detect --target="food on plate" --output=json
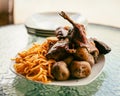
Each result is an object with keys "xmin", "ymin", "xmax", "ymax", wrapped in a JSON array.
[
  {"xmin": 52, "ymin": 61, "xmax": 70, "ymax": 80},
  {"xmin": 74, "ymin": 47, "xmax": 95, "ymax": 67},
  {"xmin": 13, "ymin": 37, "xmax": 57, "ymax": 83},
  {"xmin": 91, "ymin": 38, "xmax": 111, "ymax": 54},
  {"xmin": 64, "ymin": 56, "xmax": 74, "ymax": 66},
  {"xmin": 70, "ymin": 61, "xmax": 91, "ymax": 78},
  {"xmin": 12, "ymin": 11, "xmax": 111, "ymax": 83}
]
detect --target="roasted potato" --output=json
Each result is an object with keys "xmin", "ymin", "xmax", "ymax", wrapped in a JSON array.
[
  {"xmin": 52, "ymin": 61, "xmax": 70, "ymax": 81},
  {"xmin": 70, "ymin": 61, "xmax": 91, "ymax": 78},
  {"xmin": 74, "ymin": 47, "xmax": 95, "ymax": 66}
]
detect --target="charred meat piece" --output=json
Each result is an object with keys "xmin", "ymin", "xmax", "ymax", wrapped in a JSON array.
[
  {"xmin": 46, "ymin": 38, "xmax": 76, "ymax": 61},
  {"xmin": 92, "ymin": 38, "xmax": 111, "ymax": 54},
  {"xmin": 46, "ymin": 39, "xmax": 69, "ymax": 61},
  {"xmin": 59, "ymin": 11, "xmax": 88, "ymax": 48},
  {"xmin": 55, "ymin": 27, "xmax": 71, "ymax": 40},
  {"xmin": 71, "ymin": 24, "xmax": 88, "ymax": 48},
  {"xmin": 46, "ymin": 37, "xmax": 58, "ymax": 50}
]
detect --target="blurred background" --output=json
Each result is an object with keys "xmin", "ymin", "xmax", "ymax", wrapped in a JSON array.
[{"xmin": 0, "ymin": 0, "xmax": 120, "ymax": 27}]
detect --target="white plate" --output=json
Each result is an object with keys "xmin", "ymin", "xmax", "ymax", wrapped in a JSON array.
[
  {"xmin": 10, "ymin": 55, "xmax": 105, "ymax": 86},
  {"xmin": 25, "ymin": 12, "xmax": 88, "ymax": 31},
  {"xmin": 26, "ymin": 27, "xmax": 55, "ymax": 37}
]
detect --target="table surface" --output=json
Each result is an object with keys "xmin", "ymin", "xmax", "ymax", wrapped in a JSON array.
[{"xmin": 0, "ymin": 24, "xmax": 120, "ymax": 96}]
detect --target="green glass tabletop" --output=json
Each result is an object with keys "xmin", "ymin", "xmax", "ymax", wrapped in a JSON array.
[{"xmin": 0, "ymin": 23, "xmax": 120, "ymax": 96}]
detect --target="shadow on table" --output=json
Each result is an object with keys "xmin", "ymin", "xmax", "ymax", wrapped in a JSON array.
[{"xmin": 12, "ymin": 72, "xmax": 106, "ymax": 96}]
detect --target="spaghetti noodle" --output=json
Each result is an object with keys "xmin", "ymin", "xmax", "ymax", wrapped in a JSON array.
[{"xmin": 13, "ymin": 37, "xmax": 58, "ymax": 83}]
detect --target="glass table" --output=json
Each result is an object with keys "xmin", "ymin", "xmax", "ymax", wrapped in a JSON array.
[{"xmin": 0, "ymin": 23, "xmax": 120, "ymax": 96}]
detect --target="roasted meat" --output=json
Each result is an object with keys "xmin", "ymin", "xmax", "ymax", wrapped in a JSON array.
[
  {"xmin": 46, "ymin": 11, "xmax": 111, "ymax": 65},
  {"xmin": 59, "ymin": 11, "xmax": 88, "ymax": 48},
  {"xmin": 45, "ymin": 11, "xmax": 111, "ymax": 80},
  {"xmin": 92, "ymin": 38, "xmax": 111, "ymax": 54},
  {"xmin": 46, "ymin": 38, "xmax": 76, "ymax": 61}
]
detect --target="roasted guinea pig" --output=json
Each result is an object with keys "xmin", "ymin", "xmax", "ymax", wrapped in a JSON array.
[
  {"xmin": 55, "ymin": 26, "xmax": 72, "ymax": 40},
  {"xmin": 45, "ymin": 11, "xmax": 111, "ymax": 80},
  {"xmin": 46, "ymin": 11, "xmax": 111, "ymax": 63}
]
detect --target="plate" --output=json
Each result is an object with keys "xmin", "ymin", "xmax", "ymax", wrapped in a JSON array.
[
  {"xmin": 10, "ymin": 55, "xmax": 105, "ymax": 86},
  {"xmin": 26, "ymin": 27, "xmax": 55, "ymax": 37},
  {"xmin": 25, "ymin": 12, "xmax": 88, "ymax": 31}
]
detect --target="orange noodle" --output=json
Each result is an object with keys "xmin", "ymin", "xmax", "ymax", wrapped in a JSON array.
[{"xmin": 13, "ymin": 37, "xmax": 58, "ymax": 83}]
